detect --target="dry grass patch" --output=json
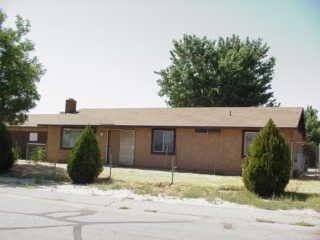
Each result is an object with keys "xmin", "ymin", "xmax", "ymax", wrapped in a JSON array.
[
  {"xmin": 2, "ymin": 161, "xmax": 320, "ymax": 211},
  {"xmin": 2, "ymin": 161, "xmax": 70, "ymax": 183},
  {"xmin": 96, "ymin": 167, "xmax": 320, "ymax": 211}
]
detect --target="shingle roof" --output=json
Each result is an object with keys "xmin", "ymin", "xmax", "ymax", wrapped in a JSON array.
[{"xmin": 15, "ymin": 107, "xmax": 304, "ymax": 128}]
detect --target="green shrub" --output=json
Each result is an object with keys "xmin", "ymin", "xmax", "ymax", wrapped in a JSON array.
[
  {"xmin": 0, "ymin": 123, "xmax": 16, "ymax": 171},
  {"xmin": 34, "ymin": 175, "xmax": 43, "ymax": 184},
  {"xmin": 67, "ymin": 126, "xmax": 102, "ymax": 184},
  {"xmin": 12, "ymin": 146, "xmax": 21, "ymax": 160},
  {"xmin": 30, "ymin": 147, "xmax": 46, "ymax": 164},
  {"xmin": 242, "ymin": 119, "xmax": 291, "ymax": 197}
]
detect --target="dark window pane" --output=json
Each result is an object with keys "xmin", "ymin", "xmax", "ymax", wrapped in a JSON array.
[
  {"xmin": 152, "ymin": 129, "xmax": 175, "ymax": 154},
  {"xmin": 163, "ymin": 130, "xmax": 174, "ymax": 153},
  {"xmin": 62, "ymin": 128, "xmax": 82, "ymax": 148},
  {"xmin": 153, "ymin": 130, "xmax": 164, "ymax": 152},
  {"xmin": 244, "ymin": 131, "xmax": 257, "ymax": 155}
]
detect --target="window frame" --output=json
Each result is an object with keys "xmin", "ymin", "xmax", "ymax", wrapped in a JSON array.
[
  {"xmin": 151, "ymin": 128, "xmax": 176, "ymax": 155},
  {"xmin": 194, "ymin": 128, "xmax": 221, "ymax": 134},
  {"xmin": 60, "ymin": 127, "xmax": 84, "ymax": 150},
  {"xmin": 242, "ymin": 130, "xmax": 259, "ymax": 157}
]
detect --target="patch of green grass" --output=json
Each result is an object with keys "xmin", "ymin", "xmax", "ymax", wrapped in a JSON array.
[
  {"xmin": 290, "ymin": 221, "xmax": 315, "ymax": 227},
  {"xmin": 256, "ymin": 218, "xmax": 276, "ymax": 224},
  {"xmin": 218, "ymin": 189, "xmax": 320, "ymax": 210},
  {"xmin": 118, "ymin": 206, "xmax": 130, "ymax": 210}
]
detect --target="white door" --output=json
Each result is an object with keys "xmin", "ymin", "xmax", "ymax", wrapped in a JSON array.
[{"xmin": 119, "ymin": 130, "xmax": 135, "ymax": 166}]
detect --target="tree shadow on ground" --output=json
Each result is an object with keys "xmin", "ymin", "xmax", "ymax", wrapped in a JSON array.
[
  {"xmin": 95, "ymin": 176, "xmax": 112, "ymax": 184},
  {"xmin": 282, "ymin": 191, "xmax": 314, "ymax": 201}
]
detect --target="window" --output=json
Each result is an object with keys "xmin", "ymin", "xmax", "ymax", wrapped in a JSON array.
[
  {"xmin": 195, "ymin": 128, "xmax": 221, "ymax": 133},
  {"xmin": 243, "ymin": 131, "xmax": 258, "ymax": 156},
  {"xmin": 61, "ymin": 128, "xmax": 82, "ymax": 149},
  {"xmin": 195, "ymin": 128, "xmax": 208, "ymax": 133},
  {"xmin": 29, "ymin": 132, "xmax": 38, "ymax": 142},
  {"xmin": 152, "ymin": 129, "xmax": 175, "ymax": 154}
]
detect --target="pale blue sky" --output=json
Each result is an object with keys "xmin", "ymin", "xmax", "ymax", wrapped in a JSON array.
[{"xmin": 2, "ymin": 0, "xmax": 320, "ymax": 113}]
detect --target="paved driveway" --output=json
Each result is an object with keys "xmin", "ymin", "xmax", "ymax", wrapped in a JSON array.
[{"xmin": 0, "ymin": 182, "xmax": 319, "ymax": 240}]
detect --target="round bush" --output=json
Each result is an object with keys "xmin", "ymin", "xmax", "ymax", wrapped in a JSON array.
[
  {"xmin": 242, "ymin": 119, "xmax": 291, "ymax": 197},
  {"xmin": 0, "ymin": 123, "xmax": 15, "ymax": 171},
  {"xmin": 67, "ymin": 126, "xmax": 103, "ymax": 184}
]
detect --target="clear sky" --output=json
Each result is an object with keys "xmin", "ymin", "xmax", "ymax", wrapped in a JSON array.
[{"xmin": 1, "ymin": 0, "xmax": 320, "ymax": 114}]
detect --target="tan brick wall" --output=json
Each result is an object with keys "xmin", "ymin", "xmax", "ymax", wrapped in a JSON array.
[
  {"xmin": 46, "ymin": 126, "xmax": 69, "ymax": 162},
  {"xmin": 219, "ymin": 129, "xmax": 243, "ymax": 174},
  {"xmin": 134, "ymin": 128, "xmax": 170, "ymax": 169},
  {"xmin": 96, "ymin": 126, "xmax": 108, "ymax": 162},
  {"xmin": 40, "ymin": 125, "xmax": 304, "ymax": 174},
  {"xmin": 133, "ymin": 127, "xmax": 304, "ymax": 174},
  {"xmin": 175, "ymin": 128, "xmax": 222, "ymax": 173}
]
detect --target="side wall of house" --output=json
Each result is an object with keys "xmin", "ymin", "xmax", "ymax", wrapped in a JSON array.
[
  {"xmin": 134, "ymin": 128, "xmax": 244, "ymax": 174},
  {"xmin": 133, "ymin": 127, "xmax": 304, "ymax": 174}
]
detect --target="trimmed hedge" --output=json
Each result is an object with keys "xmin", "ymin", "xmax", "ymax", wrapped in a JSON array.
[
  {"xmin": 0, "ymin": 123, "xmax": 15, "ymax": 171},
  {"xmin": 242, "ymin": 119, "xmax": 291, "ymax": 197},
  {"xmin": 67, "ymin": 126, "xmax": 103, "ymax": 184}
]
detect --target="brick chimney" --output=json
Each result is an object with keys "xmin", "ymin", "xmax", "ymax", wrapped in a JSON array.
[{"xmin": 65, "ymin": 98, "xmax": 77, "ymax": 113}]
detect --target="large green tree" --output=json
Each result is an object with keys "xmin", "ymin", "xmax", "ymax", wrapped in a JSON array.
[
  {"xmin": 0, "ymin": 122, "xmax": 15, "ymax": 171},
  {"xmin": 0, "ymin": 10, "xmax": 45, "ymax": 124},
  {"xmin": 304, "ymin": 106, "xmax": 320, "ymax": 145},
  {"xmin": 156, "ymin": 34, "xmax": 277, "ymax": 107},
  {"xmin": 303, "ymin": 106, "xmax": 320, "ymax": 167}
]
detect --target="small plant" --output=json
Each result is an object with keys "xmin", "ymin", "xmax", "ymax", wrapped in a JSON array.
[
  {"xmin": 292, "ymin": 169, "xmax": 302, "ymax": 179},
  {"xmin": 242, "ymin": 119, "xmax": 291, "ymax": 197},
  {"xmin": 12, "ymin": 146, "xmax": 21, "ymax": 160},
  {"xmin": 0, "ymin": 123, "xmax": 16, "ymax": 171},
  {"xmin": 222, "ymin": 223, "xmax": 233, "ymax": 230},
  {"xmin": 30, "ymin": 147, "xmax": 46, "ymax": 164},
  {"xmin": 118, "ymin": 206, "xmax": 130, "ymax": 210},
  {"xmin": 33, "ymin": 175, "xmax": 43, "ymax": 184},
  {"xmin": 67, "ymin": 126, "xmax": 103, "ymax": 184},
  {"xmin": 144, "ymin": 209, "xmax": 158, "ymax": 213},
  {"xmin": 256, "ymin": 218, "xmax": 275, "ymax": 224}
]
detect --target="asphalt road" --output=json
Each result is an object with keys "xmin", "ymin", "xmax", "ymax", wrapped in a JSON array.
[{"xmin": 0, "ymin": 182, "xmax": 319, "ymax": 240}]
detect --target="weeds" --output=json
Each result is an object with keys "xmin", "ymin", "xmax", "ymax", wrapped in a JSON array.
[
  {"xmin": 290, "ymin": 221, "xmax": 315, "ymax": 227},
  {"xmin": 256, "ymin": 218, "xmax": 276, "ymax": 224}
]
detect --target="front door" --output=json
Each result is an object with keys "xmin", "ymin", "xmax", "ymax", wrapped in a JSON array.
[{"xmin": 119, "ymin": 130, "xmax": 135, "ymax": 166}]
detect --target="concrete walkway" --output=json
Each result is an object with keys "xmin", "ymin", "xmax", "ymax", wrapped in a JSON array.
[{"xmin": 0, "ymin": 182, "xmax": 319, "ymax": 240}]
